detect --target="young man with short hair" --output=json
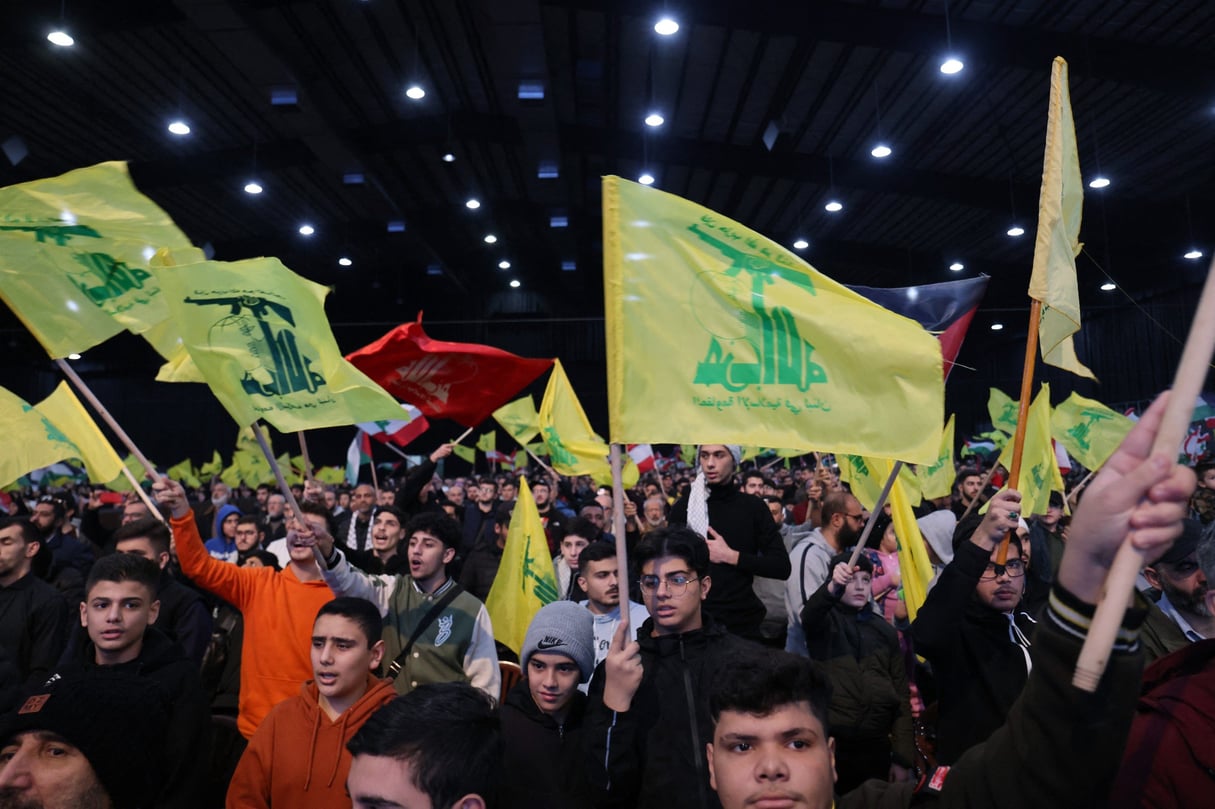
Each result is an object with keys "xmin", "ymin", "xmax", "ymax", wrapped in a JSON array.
[
  {"xmin": 155, "ymin": 477, "xmax": 335, "ymax": 739},
  {"xmin": 706, "ymin": 395, "xmax": 1194, "ymax": 807},
  {"xmin": 227, "ymin": 597, "xmax": 396, "ymax": 808},
  {"xmin": 552, "ymin": 518, "xmax": 594, "ymax": 601},
  {"xmin": 233, "ymin": 515, "xmax": 264, "ymax": 559},
  {"xmin": 459, "ymin": 502, "xmax": 512, "ymax": 602},
  {"xmin": 315, "ymin": 512, "xmax": 500, "ymax": 699},
  {"xmin": 355, "ymin": 505, "xmax": 409, "ymax": 575},
  {"xmin": 54, "ymin": 553, "xmax": 211, "ymax": 809},
  {"xmin": 586, "ymin": 526, "xmax": 759, "ymax": 808},
  {"xmin": 346, "ymin": 682, "xmax": 501, "ymax": 809},
  {"xmin": 0, "ymin": 517, "xmax": 68, "ymax": 689},
  {"xmin": 499, "ymin": 601, "xmax": 598, "ymax": 808},
  {"xmin": 576, "ymin": 542, "xmax": 649, "ymax": 671}
]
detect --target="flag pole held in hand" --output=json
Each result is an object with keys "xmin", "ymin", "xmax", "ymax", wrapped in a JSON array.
[
  {"xmin": 55, "ymin": 358, "xmax": 160, "ymax": 481},
  {"xmin": 847, "ymin": 461, "xmax": 903, "ymax": 569}
]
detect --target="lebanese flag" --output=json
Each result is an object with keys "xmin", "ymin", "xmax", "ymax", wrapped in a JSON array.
[
  {"xmin": 485, "ymin": 450, "xmax": 512, "ymax": 464},
  {"xmin": 346, "ymin": 314, "xmax": 554, "ymax": 427},
  {"xmin": 1053, "ymin": 439, "xmax": 1071, "ymax": 475},
  {"xmin": 346, "ymin": 431, "xmax": 372, "ymax": 486},
  {"xmin": 358, "ymin": 403, "xmax": 429, "ymax": 448},
  {"xmin": 848, "ymin": 276, "xmax": 989, "ymax": 380},
  {"xmin": 627, "ymin": 443, "xmax": 656, "ymax": 473}
]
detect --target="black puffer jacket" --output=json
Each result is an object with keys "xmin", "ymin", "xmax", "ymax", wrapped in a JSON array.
[
  {"xmin": 585, "ymin": 617, "xmax": 760, "ymax": 809},
  {"xmin": 499, "ymin": 680, "xmax": 595, "ymax": 808}
]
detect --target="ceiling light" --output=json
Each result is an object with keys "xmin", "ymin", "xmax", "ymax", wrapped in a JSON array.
[
  {"xmin": 792, "ymin": 238, "xmax": 809, "ymax": 250},
  {"xmin": 870, "ymin": 144, "xmax": 892, "ymax": 159},
  {"xmin": 949, "ymin": 261, "xmax": 964, "ymax": 271},
  {"xmin": 338, "ymin": 257, "xmax": 353, "ymax": 267},
  {"xmin": 1088, "ymin": 176, "xmax": 1110, "ymax": 189},
  {"xmin": 940, "ymin": 58, "xmax": 964, "ymax": 75},
  {"xmin": 483, "ymin": 234, "xmax": 497, "ymax": 244},
  {"xmin": 654, "ymin": 18, "xmax": 679, "ymax": 36},
  {"xmin": 517, "ymin": 82, "xmax": 545, "ymax": 100},
  {"xmin": 498, "ymin": 260, "xmax": 511, "ymax": 269},
  {"xmin": 426, "ymin": 264, "xmax": 443, "ymax": 276},
  {"xmin": 67, "ymin": 353, "xmax": 81, "ymax": 360},
  {"xmin": 244, "ymin": 181, "xmax": 263, "ymax": 195},
  {"xmin": 1100, "ymin": 282, "xmax": 1117, "ymax": 291},
  {"xmin": 537, "ymin": 161, "xmax": 559, "ymax": 179},
  {"xmin": 442, "ymin": 152, "xmax": 455, "ymax": 163},
  {"xmin": 1184, "ymin": 249, "xmax": 1204, "ymax": 260},
  {"xmin": 167, "ymin": 121, "xmax": 191, "ymax": 136},
  {"xmin": 561, "ymin": 261, "xmax": 576, "ymax": 271},
  {"xmin": 550, "ymin": 216, "xmax": 568, "ymax": 228},
  {"xmin": 509, "ymin": 279, "xmax": 521, "ymax": 288},
  {"xmin": 298, "ymin": 224, "xmax": 315, "ymax": 236},
  {"xmin": 47, "ymin": 31, "xmax": 74, "ymax": 47},
  {"xmin": 1007, "ymin": 225, "xmax": 1025, "ymax": 237},
  {"xmin": 465, "ymin": 198, "xmax": 481, "ymax": 209},
  {"xmin": 645, "ymin": 113, "xmax": 665, "ymax": 127},
  {"xmin": 990, "ymin": 323, "xmax": 1004, "ymax": 331},
  {"xmin": 638, "ymin": 173, "xmax": 655, "ymax": 185},
  {"xmin": 343, "ymin": 172, "xmax": 365, "ymax": 185},
  {"xmin": 825, "ymin": 200, "xmax": 843, "ymax": 213},
  {"xmin": 387, "ymin": 220, "xmax": 406, "ymax": 233},
  {"xmin": 405, "ymin": 85, "xmax": 426, "ymax": 100}
]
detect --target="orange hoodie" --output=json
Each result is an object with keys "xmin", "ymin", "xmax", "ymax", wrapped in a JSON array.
[
  {"xmin": 225, "ymin": 674, "xmax": 397, "ymax": 808},
  {"xmin": 172, "ymin": 512, "xmax": 335, "ymax": 738}
]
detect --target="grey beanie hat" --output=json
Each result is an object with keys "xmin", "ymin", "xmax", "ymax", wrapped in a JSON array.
[{"xmin": 521, "ymin": 601, "xmax": 596, "ymax": 682}]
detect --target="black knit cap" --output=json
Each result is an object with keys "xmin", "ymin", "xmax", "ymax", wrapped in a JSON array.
[{"xmin": 0, "ymin": 669, "xmax": 169, "ymax": 809}]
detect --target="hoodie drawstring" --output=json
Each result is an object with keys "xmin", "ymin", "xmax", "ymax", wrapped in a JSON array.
[
  {"xmin": 327, "ymin": 711, "xmax": 351, "ymax": 788},
  {"xmin": 302, "ymin": 703, "xmax": 323, "ymax": 792},
  {"xmin": 1006, "ymin": 612, "xmax": 1036, "ymax": 674}
]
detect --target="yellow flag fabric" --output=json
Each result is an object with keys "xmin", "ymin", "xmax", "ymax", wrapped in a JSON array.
[
  {"xmin": 996, "ymin": 384, "xmax": 1065, "ymax": 517},
  {"xmin": 156, "ymin": 257, "xmax": 406, "ymax": 431},
  {"xmin": 916, "ymin": 415, "xmax": 956, "ymax": 501},
  {"xmin": 602, "ymin": 176, "xmax": 944, "ymax": 464},
  {"xmin": 0, "ymin": 162, "xmax": 195, "ymax": 358},
  {"xmin": 220, "ymin": 461, "xmax": 242, "ymax": 489},
  {"xmin": 485, "ymin": 479, "xmax": 560, "ymax": 653},
  {"xmin": 166, "ymin": 460, "xmax": 200, "ymax": 489},
  {"xmin": 838, "ymin": 455, "xmax": 886, "ymax": 512},
  {"xmin": 987, "ymin": 389, "xmax": 1019, "ymax": 436},
  {"xmin": 1051, "ymin": 391, "xmax": 1133, "ymax": 471},
  {"xmin": 231, "ymin": 449, "xmax": 272, "ymax": 487},
  {"xmin": 199, "ymin": 450, "xmax": 223, "ymax": 480},
  {"xmin": 494, "ymin": 396, "xmax": 542, "ymax": 445},
  {"xmin": 33, "ymin": 383, "xmax": 126, "ymax": 487},
  {"xmin": 277, "ymin": 454, "xmax": 302, "ymax": 486},
  {"xmin": 315, "ymin": 466, "xmax": 346, "ymax": 485},
  {"xmin": 0, "ymin": 386, "xmax": 81, "ymax": 488},
  {"xmin": 476, "ymin": 432, "xmax": 497, "ymax": 453},
  {"xmin": 539, "ymin": 360, "xmax": 638, "ymax": 487},
  {"xmin": 882, "ymin": 459, "xmax": 934, "ymax": 622},
  {"xmin": 452, "ymin": 444, "xmax": 476, "ymax": 465},
  {"xmin": 1028, "ymin": 58, "xmax": 1094, "ymax": 380}
]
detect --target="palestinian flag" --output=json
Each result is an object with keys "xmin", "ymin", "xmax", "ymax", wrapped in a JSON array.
[{"xmin": 346, "ymin": 431, "xmax": 372, "ymax": 486}]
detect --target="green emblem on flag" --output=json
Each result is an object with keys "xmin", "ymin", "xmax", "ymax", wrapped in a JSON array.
[{"xmin": 522, "ymin": 531, "xmax": 560, "ymax": 604}]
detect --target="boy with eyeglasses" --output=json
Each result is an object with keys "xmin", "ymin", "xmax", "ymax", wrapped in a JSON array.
[
  {"xmin": 585, "ymin": 526, "xmax": 760, "ymax": 809},
  {"xmin": 911, "ymin": 488, "xmax": 1036, "ymax": 764}
]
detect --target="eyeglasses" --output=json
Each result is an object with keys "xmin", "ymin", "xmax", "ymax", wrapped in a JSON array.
[
  {"xmin": 979, "ymin": 559, "xmax": 1026, "ymax": 580},
  {"xmin": 845, "ymin": 513, "xmax": 865, "ymax": 522},
  {"xmin": 639, "ymin": 573, "xmax": 699, "ymax": 596}
]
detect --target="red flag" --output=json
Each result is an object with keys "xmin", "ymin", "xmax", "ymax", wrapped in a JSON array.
[
  {"xmin": 627, "ymin": 443, "xmax": 656, "ymax": 473},
  {"xmin": 346, "ymin": 315, "xmax": 554, "ymax": 427}
]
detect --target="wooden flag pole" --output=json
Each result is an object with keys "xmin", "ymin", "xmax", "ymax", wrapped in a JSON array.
[
  {"xmin": 846, "ymin": 461, "xmax": 903, "ymax": 569},
  {"xmin": 297, "ymin": 431, "xmax": 315, "ymax": 481},
  {"xmin": 251, "ymin": 422, "xmax": 307, "ymax": 528},
  {"xmin": 609, "ymin": 444, "xmax": 631, "ymax": 637},
  {"xmin": 452, "ymin": 426, "xmax": 475, "ymax": 445},
  {"xmin": 1073, "ymin": 261, "xmax": 1215, "ymax": 692},
  {"xmin": 55, "ymin": 358, "xmax": 160, "ymax": 481},
  {"xmin": 119, "ymin": 466, "xmax": 167, "ymax": 525},
  {"xmin": 368, "ymin": 446, "xmax": 380, "ymax": 492},
  {"xmin": 958, "ymin": 462, "xmax": 1001, "ymax": 523},
  {"xmin": 996, "ymin": 299, "xmax": 1042, "ymax": 564},
  {"xmin": 1066, "ymin": 468, "xmax": 1098, "ymax": 509},
  {"xmin": 524, "ymin": 447, "xmax": 558, "ymax": 477}
]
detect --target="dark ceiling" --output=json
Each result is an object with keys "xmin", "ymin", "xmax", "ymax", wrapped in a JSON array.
[{"xmin": 1, "ymin": 0, "xmax": 1213, "ymax": 462}]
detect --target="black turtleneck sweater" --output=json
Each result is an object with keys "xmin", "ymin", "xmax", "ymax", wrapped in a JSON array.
[{"xmin": 669, "ymin": 482, "xmax": 791, "ymax": 636}]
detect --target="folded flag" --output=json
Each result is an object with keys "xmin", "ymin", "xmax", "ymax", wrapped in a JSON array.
[
  {"xmin": 916, "ymin": 415, "xmax": 956, "ymax": 501},
  {"xmin": 994, "ymin": 383, "xmax": 1065, "ymax": 517},
  {"xmin": 539, "ymin": 360, "xmax": 638, "ymax": 487},
  {"xmin": 346, "ymin": 314, "xmax": 553, "ymax": 427},
  {"xmin": 987, "ymin": 388, "xmax": 1019, "ymax": 436}
]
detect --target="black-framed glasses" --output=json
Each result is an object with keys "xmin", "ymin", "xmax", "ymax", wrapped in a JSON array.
[
  {"xmin": 979, "ymin": 559, "xmax": 1026, "ymax": 580},
  {"xmin": 639, "ymin": 573, "xmax": 698, "ymax": 596}
]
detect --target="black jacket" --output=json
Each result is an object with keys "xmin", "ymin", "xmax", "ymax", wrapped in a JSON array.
[
  {"xmin": 801, "ymin": 581, "xmax": 914, "ymax": 765},
  {"xmin": 55, "ymin": 626, "xmax": 212, "ymax": 809},
  {"xmin": 500, "ymin": 680, "xmax": 595, "ymax": 808},
  {"xmin": 910, "ymin": 540, "xmax": 1037, "ymax": 763},
  {"xmin": 670, "ymin": 484, "xmax": 791, "ymax": 636},
  {"xmin": 459, "ymin": 541, "xmax": 503, "ymax": 603},
  {"xmin": 0, "ymin": 573, "xmax": 68, "ymax": 688},
  {"xmin": 153, "ymin": 569, "xmax": 213, "ymax": 667},
  {"xmin": 585, "ymin": 617, "xmax": 760, "ymax": 809}
]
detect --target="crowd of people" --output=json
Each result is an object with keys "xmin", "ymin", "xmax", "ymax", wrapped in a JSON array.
[{"xmin": 0, "ymin": 406, "xmax": 1213, "ymax": 808}]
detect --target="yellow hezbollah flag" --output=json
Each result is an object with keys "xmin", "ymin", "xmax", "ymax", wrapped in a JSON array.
[
  {"xmin": 1051, "ymin": 391, "xmax": 1133, "ymax": 471},
  {"xmin": 882, "ymin": 458, "xmax": 934, "ymax": 622},
  {"xmin": 916, "ymin": 415, "xmax": 957, "ymax": 501},
  {"xmin": 0, "ymin": 386, "xmax": 81, "ymax": 488},
  {"xmin": 996, "ymin": 383, "xmax": 1065, "ymax": 518},
  {"xmin": 476, "ymin": 432, "xmax": 497, "ymax": 453},
  {"xmin": 315, "ymin": 466, "xmax": 346, "ymax": 486},
  {"xmin": 838, "ymin": 455, "xmax": 885, "ymax": 512},
  {"xmin": 452, "ymin": 444, "xmax": 476, "ymax": 465},
  {"xmin": 1028, "ymin": 58, "xmax": 1094, "ymax": 380},
  {"xmin": 602, "ymin": 176, "xmax": 944, "ymax": 464},
  {"xmin": 493, "ymin": 395, "xmax": 542, "ymax": 445},
  {"xmin": 987, "ymin": 389, "xmax": 1019, "ymax": 436},
  {"xmin": 0, "ymin": 162, "xmax": 195, "ymax": 358},
  {"xmin": 156, "ymin": 257, "xmax": 406, "ymax": 431},
  {"xmin": 539, "ymin": 360, "xmax": 638, "ymax": 486},
  {"xmin": 485, "ymin": 478, "xmax": 560, "ymax": 653},
  {"xmin": 199, "ymin": 450, "xmax": 223, "ymax": 480},
  {"xmin": 33, "ymin": 383, "xmax": 126, "ymax": 487},
  {"xmin": 166, "ymin": 459, "xmax": 200, "ymax": 489}
]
